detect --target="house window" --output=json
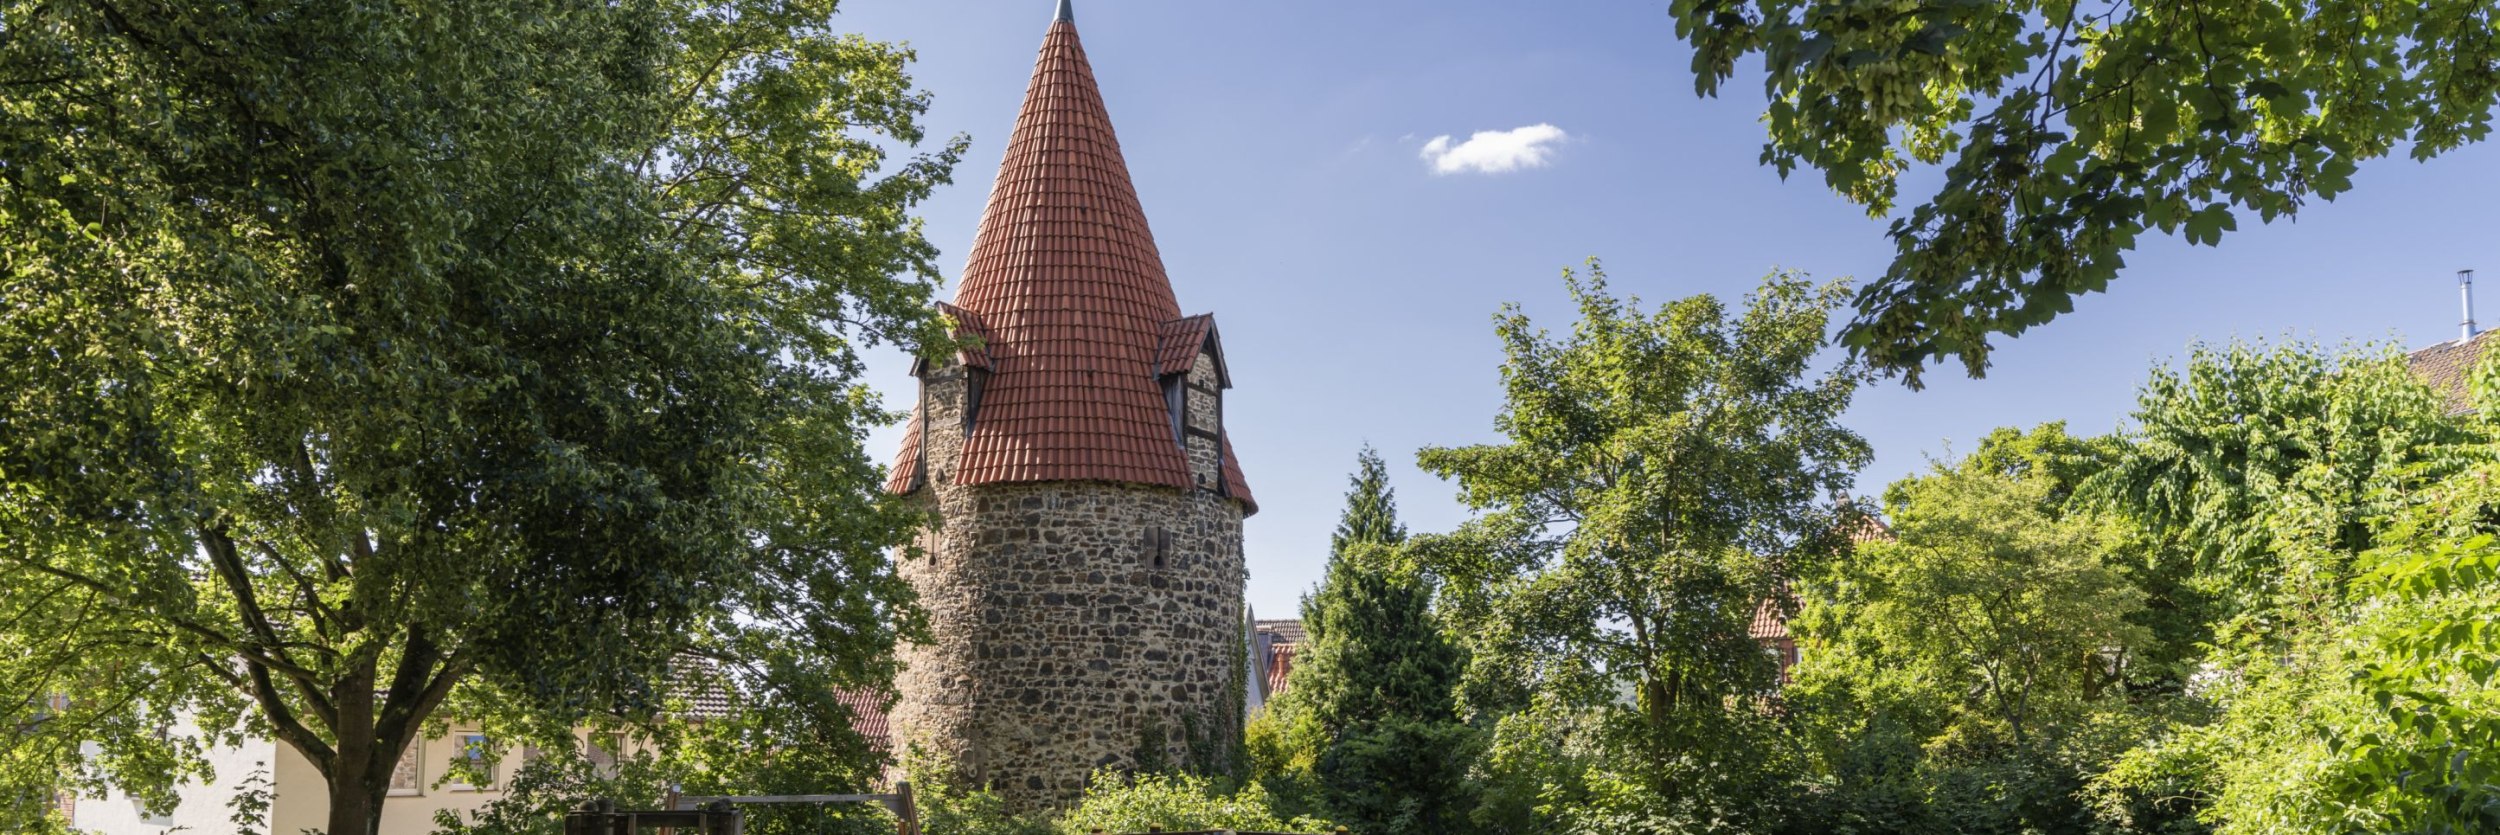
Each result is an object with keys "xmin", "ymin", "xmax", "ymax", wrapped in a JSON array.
[
  {"xmin": 449, "ymin": 733, "xmax": 495, "ymax": 791},
  {"xmin": 388, "ymin": 739, "xmax": 424, "ymax": 796},
  {"xmin": 587, "ymin": 733, "xmax": 626, "ymax": 779}
]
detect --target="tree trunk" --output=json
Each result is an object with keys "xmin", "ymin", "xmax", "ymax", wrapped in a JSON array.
[
  {"xmin": 325, "ymin": 759, "xmax": 386, "ymax": 835},
  {"xmin": 327, "ymin": 666, "xmax": 386, "ymax": 835}
]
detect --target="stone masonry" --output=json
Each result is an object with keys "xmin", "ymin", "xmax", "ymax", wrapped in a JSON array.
[{"xmin": 891, "ymin": 348, "xmax": 1246, "ymax": 804}]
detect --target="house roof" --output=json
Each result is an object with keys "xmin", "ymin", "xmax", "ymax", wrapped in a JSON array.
[
  {"xmin": 935, "ymin": 302, "xmax": 995, "ymax": 372},
  {"xmin": 1748, "ymin": 594, "xmax": 1792, "ymax": 642},
  {"xmin": 1254, "ymin": 619, "xmax": 1306, "ymax": 645},
  {"xmin": 886, "ymin": 8, "xmax": 1254, "ymax": 513},
  {"xmin": 669, "ymin": 659, "xmax": 893, "ymax": 751},
  {"xmin": 1262, "ymin": 642, "xmax": 1296, "ymax": 698},
  {"xmin": 1751, "ymin": 515, "xmax": 1894, "ymax": 644},
  {"xmin": 2408, "ymin": 329, "xmax": 2496, "ymax": 415},
  {"xmin": 832, "ymin": 687, "xmax": 893, "ymax": 752},
  {"xmin": 669, "ymin": 660, "xmax": 739, "ymax": 719}
]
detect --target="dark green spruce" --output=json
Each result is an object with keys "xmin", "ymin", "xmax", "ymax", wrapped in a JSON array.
[{"xmin": 1285, "ymin": 447, "xmax": 1475, "ymax": 835}]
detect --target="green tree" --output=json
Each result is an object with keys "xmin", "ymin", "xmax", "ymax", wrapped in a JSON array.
[
  {"xmin": 0, "ymin": 2, "xmax": 960, "ymax": 833},
  {"xmin": 1666, "ymin": 0, "xmax": 2500, "ymax": 382},
  {"xmin": 2098, "ymin": 498, "xmax": 2500, "ymax": 835},
  {"xmin": 1813, "ymin": 465, "xmax": 2147, "ymax": 750},
  {"xmin": 1251, "ymin": 448, "xmax": 1473, "ymax": 834},
  {"xmin": 1332, "ymin": 445, "xmax": 1410, "ymax": 554},
  {"xmin": 1415, "ymin": 263, "xmax": 1870, "ymax": 829},
  {"xmin": 2094, "ymin": 354, "xmax": 2500, "ymax": 835},
  {"xmin": 2088, "ymin": 341, "xmax": 2460, "ymax": 644},
  {"xmin": 1965, "ymin": 423, "xmax": 2214, "ymax": 691},
  {"xmin": 1789, "ymin": 446, "xmax": 2170, "ymax": 834}
]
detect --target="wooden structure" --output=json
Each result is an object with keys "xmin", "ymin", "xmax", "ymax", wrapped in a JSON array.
[
  {"xmin": 563, "ymin": 799, "xmax": 740, "ymax": 835},
  {"xmin": 564, "ymin": 782, "xmax": 919, "ymax": 835}
]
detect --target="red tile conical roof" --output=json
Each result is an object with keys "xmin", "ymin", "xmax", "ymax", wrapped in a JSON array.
[{"xmin": 890, "ymin": 9, "xmax": 1254, "ymax": 512}]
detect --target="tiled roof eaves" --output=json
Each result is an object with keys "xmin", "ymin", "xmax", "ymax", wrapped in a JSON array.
[
  {"xmin": 832, "ymin": 687, "xmax": 894, "ymax": 753},
  {"xmin": 936, "ymin": 302, "xmax": 996, "ymax": 371},
  {"xmin": 1220, "ymin": 433, "xmax": 1256, "ymax": 516},
  {"xmin": 1747, "ymin": 594, "xmax": 1791, "ymax": 641},
  {"xmin": 1254, "ymin": 619, "xmax": 1305, "ymax": 644},
  {"xmin": 1263, "ymin": 643, "xmax": 1296, "ymax": 697},
  {"xmin": 884, "ymin": 412, "xmax": 924, "ymax": 495},
  {"xmin": 2409, "ymin": 330, "xmax": 2495, "ymax": 416},
  {"xmin": 1156, "ymin": 315, "xmax": 1215, "ymax": 377}
]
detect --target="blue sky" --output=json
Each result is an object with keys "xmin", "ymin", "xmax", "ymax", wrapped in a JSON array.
[{"xmin": 838, "ymin": 0, "xmax": 2500, "ymax": 617}]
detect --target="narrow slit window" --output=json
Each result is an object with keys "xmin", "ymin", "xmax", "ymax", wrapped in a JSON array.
[
  {"xmin": 1161, "ymin": 376, "xmax": 1185, "ymax": 447},
  {"xmin": 964, "ymin": 369, "xmax": 990, "ymax": 436}
]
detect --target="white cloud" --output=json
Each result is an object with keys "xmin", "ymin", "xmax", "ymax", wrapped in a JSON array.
[{"xmin": 1418, "ymin": 124, "xmax": 1569, "ymax": 175}]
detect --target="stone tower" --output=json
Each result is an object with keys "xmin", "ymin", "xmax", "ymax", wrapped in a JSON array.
[{"xmin": 884, "ymin": 0, "xmax": 1256, "ymax": 807}]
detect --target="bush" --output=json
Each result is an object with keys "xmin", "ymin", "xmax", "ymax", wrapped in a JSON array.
[
  {"xmin": 1053, "ymin": 771, "xmax": 1333, "ymax": 834},
  {"xmin": 911, "ymin": 773, "xmax": 1053, "ymax": 835}
]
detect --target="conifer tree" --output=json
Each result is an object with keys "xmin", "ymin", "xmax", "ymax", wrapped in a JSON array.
[
  {"xmin": 1263, "ymin": 447, "xmax": 1475, "ymax": 835},
  {"xmin": 1330, "ymin": 446, "xmax": 1409, "ymax": 555}
]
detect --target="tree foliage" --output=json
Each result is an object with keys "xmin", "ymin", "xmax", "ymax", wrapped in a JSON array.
[
  {"xmin": 0, "ymin": 1, "xmax": 959, "ymax": 832},
  {"xmin": 2087, "ymin": 341, "xmax": 2459, "ymax": 641},
  {"xmin": 1667, "ymin": 0, "xmax": 2500, "ymax": 382},
  {"xmin": 1786, "ymin": 431, "xmax": 2199, "ymax": 835},
  {"xmin": 1807, "ymin": 464, "xmax": 2147, "ymax": 750},
  {"xmin": 1249, "ymin": 447, "xmax": 1472, "ymax": 834},
  {"xmin": 1416, "ymin": 263, "xmax": 1870, "ymax": 828},
  {"xmin": 2099, "ymin": 506, "xmax": 2500, "ymax": 835},
  {"xmin": 2094, "ymin": 348, "xmax": 2500, "ymax": 835},
  {"xmin": 1053, "ymin": 771, "xmax": 1334, "ymax": 835}
]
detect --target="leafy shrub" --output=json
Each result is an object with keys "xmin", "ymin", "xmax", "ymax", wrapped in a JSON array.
[{"xmin": 1053, "ymin": 771, "xmax": 1332, "ymax": 834}]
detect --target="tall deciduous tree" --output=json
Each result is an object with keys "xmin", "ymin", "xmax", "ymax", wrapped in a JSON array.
[
  {"xmin": 1808, "ymin": 463, "xmax": 2148, "ymax": 751},
  {"xmin": 1667, "ymin": 0, "xmax": 2500, "ymax": 383},
  {"xmin": 1415, "ymin": 263, "xmax": 1870, "ymax": 826},
  {"xmin": 0, "ymin": 2, "xmax": 960, "ymax": 833},
  {"xmin": 2091, "ymin": 344, "xmax": 2500, "ymax": 834},
  {"xmin": 2087, "ymin": 341, "xmax": 2459, "ymax": 639}
]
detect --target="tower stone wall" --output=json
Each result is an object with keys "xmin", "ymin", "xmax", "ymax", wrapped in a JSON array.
[{"xmin": 891, "ymin": 348, "xmax": 1246, "ymax": 805}]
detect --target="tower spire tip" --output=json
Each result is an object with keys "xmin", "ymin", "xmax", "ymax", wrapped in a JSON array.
[{"xmin": 1054, "ymin": 0, "xmax": 1073, "ymax": 23}]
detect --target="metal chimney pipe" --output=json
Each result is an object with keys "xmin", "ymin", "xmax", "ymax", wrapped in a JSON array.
[{"xmin": 2463, "ymin": 270, "xmax": 2479, "ymax": 342}]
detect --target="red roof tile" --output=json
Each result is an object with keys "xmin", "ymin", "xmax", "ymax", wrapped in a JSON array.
[
  {"xmin": 884, "ymin": 411, "xmax": 923, "ymax": 494},
  {"xmin": 886, "ymin": 14, "xmax": 1253, "ymax": 512},
  {"xmin": 833, "ymin": 687, "xmax": 893, "ymax": 752},
  {"xmin": 2409, "ymin": 329, "xmax": 2497, "ymax": 415},
  {"xmin": 1221, "ymin": 435, "xmax": 1256, "ymax": 514},
  {"xmin": 1263, "ymin": 642, "xmax": 1296, "ymax": 698},
  {"xmin": 1747, "ymin": 593, "xmax": 1791, "ymax": 642},
  {"xmin": 1254, "ymin": 619, "xmax": 1306, "ymax": 645},
  {"xmin": 1156, "ymin": 314, "xmax": 1214, "ymax": 377},
  {"xmin": 936, "ymin": 302, "xmax": 995, "ymax": 371}
]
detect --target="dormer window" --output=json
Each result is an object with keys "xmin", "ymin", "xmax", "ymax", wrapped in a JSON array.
[
  {"xmin": 1161, "ymin": 374, "xmax": 1185, "ymax": 447},
  {"xmin": 964, "ymin": 368, "xmax": 990, "ymax": 436}
]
